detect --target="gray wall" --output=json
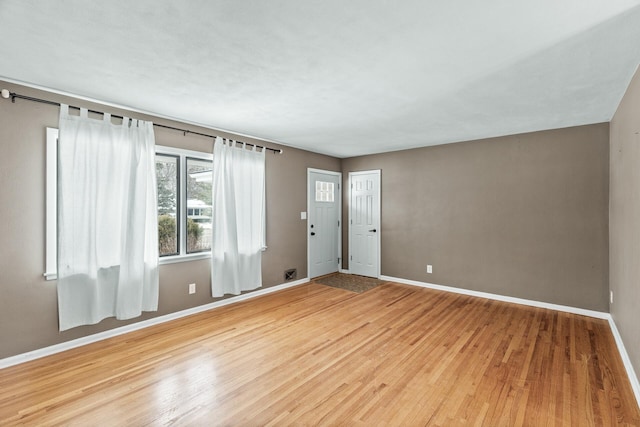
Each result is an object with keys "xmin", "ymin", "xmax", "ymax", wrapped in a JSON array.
[
  {"xmin": 0, "ymin": 81, "xmax": 340, "ymax": 359},
  {"xmin": 610, "ymin": 66, "xmax": 640, "ymax": 380},
  {"xmin": 342, "ymin": 124, "xmax": 610, "ymax": 311},
  {"xmin": 0, "ymin": 79, "xmax": 615, "ymax": 361}
]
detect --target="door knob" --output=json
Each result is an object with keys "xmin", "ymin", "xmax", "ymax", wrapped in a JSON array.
[
  {"xmin": 310, "ymin": 232, "xmax": 316, "ymax": 236},
  {"xmin": 369, "ymin": 229, "xmax": 377, "ymax": 232}
]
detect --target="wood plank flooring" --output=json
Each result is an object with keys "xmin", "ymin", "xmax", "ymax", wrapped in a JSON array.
[{"xmin": 1, "ymin": 282, "xmax": 639, "ymax": 426}]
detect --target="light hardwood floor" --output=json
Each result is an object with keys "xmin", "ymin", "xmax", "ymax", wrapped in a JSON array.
[{"xmin": 1, "ymin": 282, "xmax": 639, "ymax": 426}]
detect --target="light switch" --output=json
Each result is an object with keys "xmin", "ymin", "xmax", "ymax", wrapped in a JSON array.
[{"xmin": 301, "ymin": 212, "xmax": 307, "ymax": 220}]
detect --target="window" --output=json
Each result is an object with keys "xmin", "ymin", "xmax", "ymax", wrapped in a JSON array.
[
  {"xmin": 155, "ymin": 146, "xmax": 213, "ymax": 262},
  {"xmin": 45, "ymin": 130, "xmax": 214, "ymax": 279},
  {"xmin": 186, "ymin": 158, "xmax": 212, "ymax": 253},
  {"xmin": 156, "ymin": 154, "xmax": 179, "ymax": 256},
  {"xmin": 315, "ymin": 181, "xmax": 335, "ymax": 202}
]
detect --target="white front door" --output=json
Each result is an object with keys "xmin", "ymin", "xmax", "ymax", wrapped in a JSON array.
[
  {"xmin": 349, "ymin": 170, "xmax": 380, "ymax": 278},
  {"xmin": 308, "ymin": 170, "xmax": 341, "ymax": 278}
]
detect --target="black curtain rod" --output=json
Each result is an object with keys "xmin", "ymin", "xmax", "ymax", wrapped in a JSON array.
[{"xmin": 4, "ymin": 91, "xmax": 283, "ymax": 154}]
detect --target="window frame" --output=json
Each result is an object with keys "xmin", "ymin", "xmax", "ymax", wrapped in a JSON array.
[
  {"xmin": 45, "ymin": 128, "xmax": 58, "ymax": 280},
  {"xmin": 155, "ymin": 145, "xmax": 213, "ymax": 265},
  {"xmin": 185, "ymin": 156, "xmax": 214, "ymax": 255},
  {"xmin": 44, "ymin": 131, "xmax": 213, "ymax": 281},
  {"xmin": 156, "ymin": 152, "xmax": 181, "ymax": 257}
]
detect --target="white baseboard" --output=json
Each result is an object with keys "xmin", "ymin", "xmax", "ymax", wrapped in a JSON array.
[
  {"xmin": 380, "ymin": 275, "xmax": 609, "ymax": 319},
  {"xmin": 381, "ymin": 274, "xmax": 640, "ymax": 407},
  {"xmin": 339, "ymin": 269, "xmax": 350, "ymax": 274},
  {"xmin": 4, "ymin": 274, "xmax": 639, "ymax": 409},
  {"xmin": 0, "ymin": 278, "xmax": 309, "ymax": 370},
  {"xmin": 607, "ymin": 316, "xmax": 640, "ymax": 408}
]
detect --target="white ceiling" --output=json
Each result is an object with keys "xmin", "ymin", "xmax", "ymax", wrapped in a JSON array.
[{"xmin": 1, "ymin": 1, "xmax": 640, "ymax": 158}]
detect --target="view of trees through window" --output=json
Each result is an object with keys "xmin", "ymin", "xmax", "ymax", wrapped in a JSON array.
[
  {"xmin": 156, "ymin": 153, "xmax": 212, "ymax": 257},
  {"xmin": 186, "ymin": 158, "xmax": 212, "ymax": 253},
  {"xmin": 156, "ymin": 155, "xmax": 178, "ymax": 256}
]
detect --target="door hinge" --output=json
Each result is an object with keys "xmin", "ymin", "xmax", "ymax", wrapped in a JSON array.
[
  {"xmin": 337, "ymin": 183, "xmax": 340, "ymax": 190},
  {"xmin": 338, "ymin": 220, "xmax": 340, "ymax": 227},
  {"xmin": 350, "ymin": 255, "xmax": 353, "ymax": 260}
]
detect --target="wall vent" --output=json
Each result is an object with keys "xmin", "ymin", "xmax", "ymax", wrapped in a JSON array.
[{"xmin": 284, "ymin": 268, "xmax": 297, "ymax": 281}]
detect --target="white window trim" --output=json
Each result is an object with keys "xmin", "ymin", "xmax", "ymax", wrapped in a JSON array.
[
  {"xmin": 44, "ymin": 134, "xmax": 213, "ymax": 280},
  {"xmin": 45, "ymin": 128, "xmax": 58, "ymax": 280}
]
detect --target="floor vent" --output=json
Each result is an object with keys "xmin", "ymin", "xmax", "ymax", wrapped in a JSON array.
[{"xmin": 284, "ymin": 268, "xmax": 297, "ymax": 281}]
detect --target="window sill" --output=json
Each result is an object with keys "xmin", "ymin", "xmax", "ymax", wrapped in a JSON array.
[{"xmin": 159, "ymin": 252, "xmax": 211, "ymax": 265}]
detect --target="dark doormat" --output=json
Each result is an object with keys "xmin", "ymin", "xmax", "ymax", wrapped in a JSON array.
[{"xmin": 312, "ymin": 273, "xmax": 386, "ymax": 293}]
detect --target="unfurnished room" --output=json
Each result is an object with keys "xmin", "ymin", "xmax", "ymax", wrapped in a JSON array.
[{"xmin": 1, "ymin": 1, "xmax": 640, "ymax": 425}]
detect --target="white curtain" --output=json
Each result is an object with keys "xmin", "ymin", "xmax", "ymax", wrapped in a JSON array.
[
  {"xmin": 211, "ymin": 137, "xmax": 265, "ymax": 297},
  {"xmin": 57, "ymin": 104, "xmax": 159, "ymax": 331}
]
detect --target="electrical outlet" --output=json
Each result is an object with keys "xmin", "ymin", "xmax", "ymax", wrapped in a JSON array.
[
  {"xmin": 189, "ymin": 283, "xmax": 196, "ymax": 294},
  {"xmin": 610, "ymin": 290, "xmax": 613, "ymax": 304},
  {"xmin": 427, "ymin": 265, "xmax": 433, "ymax": 274}
]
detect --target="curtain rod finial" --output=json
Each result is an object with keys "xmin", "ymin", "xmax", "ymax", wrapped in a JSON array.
[{"xmin": 1, "ymin": 89, "xmax": 10, "ymax": 99}]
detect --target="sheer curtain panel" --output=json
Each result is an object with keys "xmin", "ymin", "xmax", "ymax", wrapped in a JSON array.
[
  {"xmin": 57, "ymin": 104, "xmax": 159, "ymax": 331},
  {"xmin": 211, "ymin": 137, "xmax": 266, "ymax": 297}
]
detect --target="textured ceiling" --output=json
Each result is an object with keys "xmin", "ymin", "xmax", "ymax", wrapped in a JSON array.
[{"xmin": 1, "ymin": 0, "xmax": 640, "ymax": 158}]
